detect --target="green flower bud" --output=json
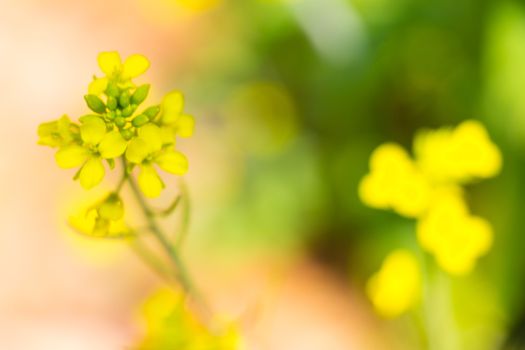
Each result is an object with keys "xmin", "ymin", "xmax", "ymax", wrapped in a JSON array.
[
  {"xmin": 119, "ymin": 91, "xmax": 130, "ymax": 109},
  {"xmin": 143, "ymin": 105, "xmax": 160, "ymax": 119},
  {"xmin": 106, "ymin": 110, "xmax": 116, "ymax": 120},
  {"xmin": 115, "ymin": 117, "xmax": 126, "ymax": 127},
  {"xmin": 84, "ymin": 94, "xmax": 106, "ymax": 114},
  {"xmin": 121, "ymin": 105, "xmax": 133, "ymax": 118},
  {"xmin": 105, "ymin": 82, "xmax": 120, "ymax": 98},
  {"xmin": 107, "ymin": 96, "xmax": 118, "ymax": 111},
  {"xmin": 131, "ymin": 84, "xmax": 150, "ymax": 105},
  {"xmin": 121, "ymin": 128, "xmax": 134, "ymax": 140},
  {"xmin": 132, "ymin": 114, "xmax": 149, "ymax": 127}
]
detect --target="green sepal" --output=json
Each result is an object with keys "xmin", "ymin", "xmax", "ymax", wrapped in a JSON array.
[
  {"xmin": 131, "ymin": 84, "xmax": 150, "ymax": 105},
  {"xmin": 72, "ymin": 165, "xmax": 83, "ymax": 180},
  {"xmin": 84, "ymin": 94, "xmax": 106, "ymax": 114},
  {"xmin": 106, "ymin": 158, "xmax": 116, "ymax": 169}
]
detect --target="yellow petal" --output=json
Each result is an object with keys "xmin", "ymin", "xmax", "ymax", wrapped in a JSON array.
[
  {"xmin": 126, "ymin": 137, "xmax": 150, "ymax": 164},
  {"xmin": 88, "ymin": 77, "xmax": 108, "ymax": 95},
  {"xmin": 155, "ymin": 149, "xmax": 188, "ymax": 175},
  {"xmin": 98, "ymin": 51, "xmax": 122, "ymax": 76},
  {"xmin": 55, "ymin": 145, "xmax": 90, "ymax": 168},
  {"xmin": 79, "ymin": 157, "xmax": 105, "ymax": 189},
  {"xmin": 358, "ymin": 174, "xmax": 390, "ymax": 209},
  {"xmin": 138, "ymin": 164, "xmax": 164, "ymax": 198},
  {"xmin": 161, "ymin": 91, "xmax": 184, "ymax": 125},
  {"xmin": 138, "ymin": 123, "xmax": 162, "ymax": 153},
  {"xmin": 121, "ymin": 54, "xmax": 150, "ymax": 79},
  {"xmin": 80, "ymin": 116, "xmax": 106, "ymax": 145},
  {"xmin": 99, "ymin": 130, "xmax": 128, "ymax": 159},
  {"xmin": 176, "ymin": 114, "xmax": 195, "ymax": 138}
]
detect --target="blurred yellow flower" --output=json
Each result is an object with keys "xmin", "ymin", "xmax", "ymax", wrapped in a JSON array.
[
  {"xmin": 358, "ymin": 143, "xmax": 431, "ymax": 217},
  {"xmin": 417, "ymin": 188, "xmax": 493, "ymax": 275},
  {"xmin": 68, "ymin": 193, "xmax": 131, "ymax": 238},
  {"xmin": 360, "ymin": 120, "xmax": 501, "ymax": 278},
  {"xmin": 367, "ymin": 250, "xmax": 421, "ymax": 318},
  {"xmin": 138, "ymin": 288, "xmax": 242, "ymax": 350},
  {"xmin": 414, "ymin": 120, "xmax": 502, "ymax": 183}
]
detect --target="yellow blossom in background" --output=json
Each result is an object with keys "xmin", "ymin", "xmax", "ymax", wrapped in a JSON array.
[
  {"xmin": 358, "ymin": 143, "xmax": 431, "ymax": 217},
  {"xmin": 417, "ymin": 188, "xmax": 493, "ymax": 275},
  {"xmin": 138, "ymin": 288, "xmax": 242, "ymax": 350},
  {"xmin": 367, "ymin": 250, "xmax": 421, "ymax": 318},
  {"xmin": 360, "ymin": 119, "xmax": 501, "ymax": 282},
  {"xmin": 414, "ymin": 120, "xmax": 502, "ymax": 183}
]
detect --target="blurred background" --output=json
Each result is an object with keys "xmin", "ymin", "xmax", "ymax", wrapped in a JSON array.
[{"xmin": 1, "ymin": 0, "xmax": 525, "ymax": 349}]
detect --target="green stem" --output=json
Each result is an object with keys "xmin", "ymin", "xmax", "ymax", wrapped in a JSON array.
[
  {"xmin": 176, "ymin": 178, "xmax": 191, "ymax": 247},
  {"xmin": 124, "ymin": 163, "xmax": 212, "ymax": 319}
]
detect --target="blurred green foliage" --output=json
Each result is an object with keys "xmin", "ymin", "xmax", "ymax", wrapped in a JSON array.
[{"xmin": 162, "ymin": 0, "xmax": 525, "ymax": 348}]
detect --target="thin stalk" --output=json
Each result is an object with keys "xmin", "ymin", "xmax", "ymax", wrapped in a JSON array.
[{"xmin": 124, "ymin": 162, "xmax": 212, "ymax": 319}]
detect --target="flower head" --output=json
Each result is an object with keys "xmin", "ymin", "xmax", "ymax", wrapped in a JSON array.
[
  {"xmin": 359, "ymin": 120, "xmax": 501, "ymax": 277},
  {"xmin": 417, "ymin": 188, "xmax": 493, "ymax": 275},
  {"xmin": 38, "ymin": 51, "xmax": 194, "ymax": 194}
]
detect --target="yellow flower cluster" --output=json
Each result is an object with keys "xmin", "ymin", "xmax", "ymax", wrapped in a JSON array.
[
  {"xmin": 138, "ymin": 288, "xmax": 242, "ymax": 350},
  {"xmin": 361, "ymin": 120, "xmax": 501, "ymax": 317},
  {"xmin": 359, "ymin": 120, "xmax": 501, "ymax": 276},
  {"xmin": 367, "ymin": 250, "xmax": 421, "ymax": 318},
  {"xmin": 37, "ymin": 52, "xmax": 194, "ymax": 198}
]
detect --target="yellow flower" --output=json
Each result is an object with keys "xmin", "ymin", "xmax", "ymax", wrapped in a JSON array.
[
  {"xmin": 414, "ymin": 120, "xmax": 502, "ymax": 183},
  {"xmin": 367, "ymin": 250, "xmax": 421, "ymax": 318},
  {"xmin": 89, "ymin": 51, "xmax": 150, "ymax": 95},
  {"xmin": 55, "ymin": 116, "xmax": 127, "ymax": 189},
  {"xmin": 157, "ymin": 90, "xmax": 195, "ymax": 144},
  {"xmin": 138, "ymin": 288, "xmax": 242, "ymax": 350},
  {"xmin": 69, "ymin": 193, "xmax": 131, "ymax": 238},
  {"xmin": 126, "ymin": 123, "xmax": 189, "ymax": 198},
  {"xmin": 37, "ymin": 115, "xmax": 78, "ymax": 148},
  {"xmin": 417, "ymin": 188, "xmax": 493, "ymax": 275},
  {"xmin": 358, "ymin": 143, "xmax": 431, "ymax": 217}
]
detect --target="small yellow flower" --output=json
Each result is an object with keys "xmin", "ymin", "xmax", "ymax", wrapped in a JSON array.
[
  {"xmin": 37, "ymin": 115, "xmax": 78, "ymax": 148},
  {"xmin": 157, "ymin": 90, "xmax": 195, "ymax": 144},
  {"xmin": 417, "ymin": 188, "xmax": 493, "ymax": 275},
  {"xmin": 358, "ymin": 143, "xmax": 431, "ymax": 217},
  {"xmin": 367, "ymin": 250, "xmax": 421, "ymax": 318},
  {"xmin": 138, "ymin": 288, "xmax": 242, "ymax": 350},
  {"xmin": 126, "ymin": 123, "xmax": 189, "ymax": 198},
  {"xmin": 55, "ymin": 116, "xmax": 127, "ymax": 189},
  {"xmin": 89, "ymin": 51, "xmax": 150, "ymax": 95},
  {"xmin": 69, "ymin": 193, "xmax": 131, "ymax": 237},
  {"xmin": 414, "ymin": 120, "xmax": 502, "ymax": 183}
]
